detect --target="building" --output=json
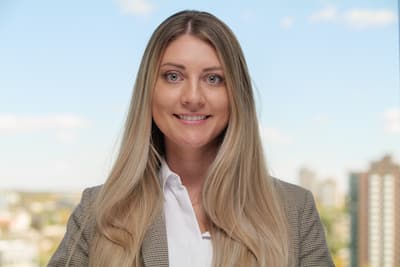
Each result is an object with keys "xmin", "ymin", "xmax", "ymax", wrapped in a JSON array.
[
  {"xmin": 298, "ymin": 167, "xmax": 343, "ymax": 208},
  {"xmin": 0, "ymin": 240, "xmax": 39, "ymax": 267},
  {"xmin": 298, "ymin": 167, "xmax": 318, "ymax": 194},
  {"xmin": 318, "ymin": 178, "xmax": 340, "ymax": 207},
  {"xmin": 349, "ymin": 155, "xmax": 400, "ymax": 267}
]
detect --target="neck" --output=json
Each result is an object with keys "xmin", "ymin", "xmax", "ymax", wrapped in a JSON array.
[
  {"xmin": 164, "ymin": 140, "xmax": 219, "ymax": 233},
  {"xmin": 165, "ymin": 142, "xmax": 218, "ymax": 192}
]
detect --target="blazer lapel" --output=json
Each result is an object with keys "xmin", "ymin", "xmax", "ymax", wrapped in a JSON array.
[{"xmin": 141, "ymin": 212, "xmax": 169, "ymax": 267}]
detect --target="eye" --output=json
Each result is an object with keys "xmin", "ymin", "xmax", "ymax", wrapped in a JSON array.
[
  {"xmin": 164, "ymin": 71, "xmax": 182, "ymax": 83},
  {"xmin": 206, "ymin": 74, "xmax": 224, "ymax": 85}
]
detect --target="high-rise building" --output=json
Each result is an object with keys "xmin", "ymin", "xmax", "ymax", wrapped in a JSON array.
[
  {"xmin": 298, "ymin": 167, "xmax": 318, "ymax": 194},
  {"xmin": 349, "ymin": 155, "xmax": 400, "ymax": 267},
  {"xmin": 318, "ymin": 178, "xmax": 339, "ymax": 207},
  {"xmin": 298, "ymin": 168, "xmax": 343, "ymax": 208}
]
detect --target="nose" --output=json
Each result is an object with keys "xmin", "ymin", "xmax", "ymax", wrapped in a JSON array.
[{"xmin": 180, "ymin": 79, "xmax": 205, "ymax": 110}]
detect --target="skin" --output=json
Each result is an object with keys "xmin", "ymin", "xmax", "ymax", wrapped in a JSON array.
[{"xmin": 152, "ymin": 34, "xmax": 229, "ymax": 232}]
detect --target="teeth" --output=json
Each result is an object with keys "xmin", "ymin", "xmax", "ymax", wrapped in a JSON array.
[{"xmin": 179, "ymin": 115, "xmax": 207, "ymax": 121}]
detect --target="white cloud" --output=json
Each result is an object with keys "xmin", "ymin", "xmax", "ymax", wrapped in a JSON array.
[
  {"xmin": 343, "ymin": 9, "xmax": 397, "ymax": 29},
  {"xmin": 280, "ymin": 16, "xmax": 295, "ymax": 29},
  {"xmin": 383, "ymin": 108, "xmax": 400, "ymax": 134},
  {"xmin": 309, "ymin": 6, "xmax": 337, "ymax": 23},
  {"xmin": 309, "ymin": 7, "xmax": 397, "ymax": 29},
  {"xmin": 0, "ymin": 155, "xmax": 107, "ymax": 191},
  {"xmin": 0, "ymin": 113, "xmax": 91, "ymax": 134},
  {"xmin": 116, "ymin": 0, "xmax": 154, "ymax": 16},
  {"xmin": 260, "ymin": 126, "xmax": 293, "ymax": 145}
]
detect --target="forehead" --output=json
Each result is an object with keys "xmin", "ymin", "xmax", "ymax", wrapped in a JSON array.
[{"xmin": 160, "ymin": 34, "xmax": 222, "ymax": 68}]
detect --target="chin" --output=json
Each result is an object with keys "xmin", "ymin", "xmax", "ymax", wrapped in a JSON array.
[{"xmin": 182, "ymin": 141, "xmax": 208, "ymax": 148}]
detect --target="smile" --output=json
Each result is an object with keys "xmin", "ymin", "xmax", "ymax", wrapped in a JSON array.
[
  {"xmin": 173, "ymin": 114, "xmax": 211, "ymax": 123},
  {"xmin": 178, "ymin": 115, "xmax": 207, "ymax": 121}
]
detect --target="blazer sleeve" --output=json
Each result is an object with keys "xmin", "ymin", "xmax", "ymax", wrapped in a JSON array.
[
  {"xmin": 299, "ymin": 191, "xmax": 335, "ymax": 267},
  {"xmin": 47, "ymin": 187, "xmax": 95, "ymax": 267}
]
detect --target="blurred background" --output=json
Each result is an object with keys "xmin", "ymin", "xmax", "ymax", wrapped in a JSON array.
[{"xmin": 0, "ymin": 0, "xmax": 398, "ymax": 266}]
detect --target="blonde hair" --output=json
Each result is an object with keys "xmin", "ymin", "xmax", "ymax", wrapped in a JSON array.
[{"xmin": 83, "ymin": 10, "xmax": 290, "ymax": 267}]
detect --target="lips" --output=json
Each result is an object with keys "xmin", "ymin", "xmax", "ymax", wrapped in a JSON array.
[{"xmin": 174, "ymin": 114, "xmax": 210, "ymax": 121}]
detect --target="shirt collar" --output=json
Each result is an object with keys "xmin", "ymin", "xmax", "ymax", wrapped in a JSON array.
[{"xmin": 159, "ymin": 158, "xmax": 181, "ymax": 191}]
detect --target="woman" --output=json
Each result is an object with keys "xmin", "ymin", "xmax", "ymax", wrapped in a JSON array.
[{"xmin": 48, "ymin": 10, "xmax": 334, "ymax": 267}]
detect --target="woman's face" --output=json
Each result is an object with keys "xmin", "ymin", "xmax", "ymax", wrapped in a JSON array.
[{"xmin": 152, "ymin": 34, "xmax": 229, "ymax": 152}]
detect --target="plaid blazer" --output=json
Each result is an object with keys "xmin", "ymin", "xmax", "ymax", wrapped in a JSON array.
[{"xmin": 48, "ymin": 179, "xmax": 335, "ymax": 267}]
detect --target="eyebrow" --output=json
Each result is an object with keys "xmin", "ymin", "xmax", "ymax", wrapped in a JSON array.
[{"xmin": 160, "ymin": 62, "xmax": 223, "ymax": 72}]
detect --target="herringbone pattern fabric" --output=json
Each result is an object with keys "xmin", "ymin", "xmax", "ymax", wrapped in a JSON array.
[{"xmin": 48, "ymin": 179, "xmax": 335, "ymax": 267}]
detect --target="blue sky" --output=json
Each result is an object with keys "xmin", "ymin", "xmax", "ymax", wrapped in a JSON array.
[{"xmin": 0, "ymin": 0, "xmax": 399, "ymax": 191}]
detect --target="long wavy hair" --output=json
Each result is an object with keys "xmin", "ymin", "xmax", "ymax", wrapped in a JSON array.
[{"xmin": 78, "ymin": 10, "xmax": 290, "ymax": 267}]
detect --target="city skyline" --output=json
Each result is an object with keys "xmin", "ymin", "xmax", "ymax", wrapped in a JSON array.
[
  {"xmin": 0, "ymin": 0, "xmax": 399, "ymax": 191},
  {"xmin": 349, "ymin": 155, "xmax": 400, "ymax": 267}
]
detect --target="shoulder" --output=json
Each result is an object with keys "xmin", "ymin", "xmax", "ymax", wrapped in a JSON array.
[
  {"xmin": 272, "ymin": 177, "xmax": 313, "ymax": 209},
  {"xmin": 271, "ymin": 177, "xmax": 318, "ymax": 226},
  {"xmin": 75, "ymin": 185, "xmax": 103, "ymax": 232},
  {"xmin": 81, "ymin": 184, "xmax": 103, "ymax": 204},
  {"xmin": 48, "ymin": 185, "xmax": 103, "ymax": 266},
  {"xmin": 71, "ymin": 185, "xmax": 103, "ymax": 222},
  {"xmin": 271, "ymin": 177, "xmax": 335, "ymax": 266}
]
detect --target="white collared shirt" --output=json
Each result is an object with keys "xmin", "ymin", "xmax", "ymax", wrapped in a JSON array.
[{"xmin": 160, "ymin": 159, "xmax": 212, "ymax": 267}]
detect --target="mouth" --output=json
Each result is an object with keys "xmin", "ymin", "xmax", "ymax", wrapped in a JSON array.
[{"xmin": 173, "ymin": 114, "xmax": 211, "ymax": 121}]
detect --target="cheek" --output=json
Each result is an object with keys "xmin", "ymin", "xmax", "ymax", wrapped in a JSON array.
[
  {"xmin": 152, "ymin": 84, "xmax": 179, "ymax": 110},
  {"xmin": 151, "ymin": 91, "xmax": 174, "ymax": 134},
  {"xmin": 151, "ymin": 96, "xmax": 163, "ymax": 127},
  {"xmin": 152, "ymin": 88, "xmax": 166, "ymax": 114},
  {"xmin": 151, "ymin": 104, "xmax": 165, "ymax": 136},
  {"xmin": 152, "ymin": 102, "xmax": 165, "ymax": 128},
  {"xmin": 219, "ymin": 93, "xmax": 230, "ymax": 120}
]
